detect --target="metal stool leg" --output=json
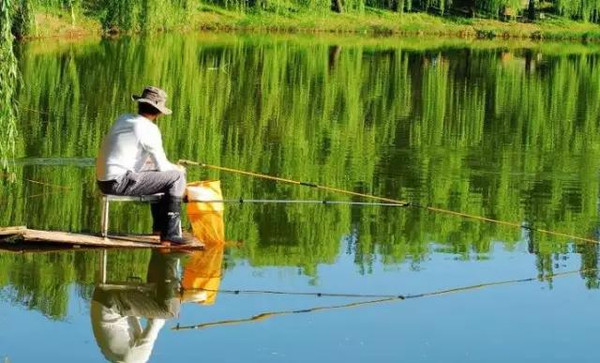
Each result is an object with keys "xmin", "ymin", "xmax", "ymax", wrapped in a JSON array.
[
  {"xmin": 101, "ymin": 196, "xmax": 110, "ymax": 238},
  {"xmin": 98, "ymin": 249, "xmax": 107, "ymax": 284}
]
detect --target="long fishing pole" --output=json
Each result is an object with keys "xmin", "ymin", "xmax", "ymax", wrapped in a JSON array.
[
  {"xmin": 188, "ymin": 199, "xmax": 410, "ymax": 207},
  {"xmin": 179, "ymin": 159, "xmax": 600, "ymax": 246},
  {"xmin": 174, "ymin": 297, "xmax": 398, "ymax": 331},
  {"xmin": 173, "ymin": 268, "xmax": 594, "ymax": 331},
  {"xmin": 179, "ymin": 160, "xmax": 410, "ymax": 207}
]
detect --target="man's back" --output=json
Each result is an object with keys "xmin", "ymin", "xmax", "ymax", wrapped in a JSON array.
[{"xmin": 96, "ymin": 114, "xmax": 170, "ymax": 181}]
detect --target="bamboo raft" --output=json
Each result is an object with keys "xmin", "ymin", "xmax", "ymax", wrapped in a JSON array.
[{"xmin": 0, "ymin": 226, "xmax": 204, "ymax": 251}]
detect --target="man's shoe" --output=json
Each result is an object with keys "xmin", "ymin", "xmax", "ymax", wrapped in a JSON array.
[
  {"xmin": 161, "ymin": 197, "xmax": 184, "ymax": 242},
  {"xmin": 161, "ymin": 234, "xmax": 200, "ymax": 246},
  {"xmin": 160, "ymin": 197, "xmax": 202, "ymax": 246}
]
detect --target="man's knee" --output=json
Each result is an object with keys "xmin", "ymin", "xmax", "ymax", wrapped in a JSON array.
[
  {"xmin": 169, "ymin": 170, "xmax": 186, "ymax": 197},
  {"xmin": 174, "ymin": 170, "xmax": 186, "ymax": 184}
]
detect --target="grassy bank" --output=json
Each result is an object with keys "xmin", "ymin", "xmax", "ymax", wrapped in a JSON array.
[{"xmin": 29, "ymin": 5, "xmax": 600, "ymax": 41}]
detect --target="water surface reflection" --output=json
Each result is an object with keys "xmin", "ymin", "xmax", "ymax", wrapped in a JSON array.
[{"xmin": 1, "ymin": 34, "xmax": 600, "ymax": 361}]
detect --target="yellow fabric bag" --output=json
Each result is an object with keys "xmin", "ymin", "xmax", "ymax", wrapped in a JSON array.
[
  {"xmin": 186, "ymin": 180, "xmax": 224, "ymax": 242},
  {"xmin": 182, "ymin": 180, "xmax": 225, "ymax": 305}
]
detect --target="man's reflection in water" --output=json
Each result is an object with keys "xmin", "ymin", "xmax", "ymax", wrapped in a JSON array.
[
  {"xmin": 90, "ymin": 193, "xmax": 226, "ymax": 363},
  {"xmin": 90, "ymin": 251, "xmax": 181, "ymax": 363}
]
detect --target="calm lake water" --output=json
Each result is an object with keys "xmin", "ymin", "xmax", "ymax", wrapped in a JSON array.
[{"xmin": 2, "ymin": 33, "xmax": 600, "ymax": 362}]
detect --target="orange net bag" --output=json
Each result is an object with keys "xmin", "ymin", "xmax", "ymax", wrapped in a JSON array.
[{"xmin": 182, "ymin": 180, "xmax": 226, "ymax": 304}]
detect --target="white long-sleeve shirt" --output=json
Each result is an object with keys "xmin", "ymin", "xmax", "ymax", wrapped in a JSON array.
[
  {"xmin": 96, "ymin": 114, "xmax": 178, "ymax": 181},
  {"xmin": 91, "ymin": 301, "xmax": 166, "ymax": 363}
]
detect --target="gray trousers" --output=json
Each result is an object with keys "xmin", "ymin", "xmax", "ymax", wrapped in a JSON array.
[
  {"xmin": 97, "ymin": 170, "xmax": 186, "ymax": 234},
  {"xmin": 97, "ymin": 170, "xmax": 186, "ymax": 198}
]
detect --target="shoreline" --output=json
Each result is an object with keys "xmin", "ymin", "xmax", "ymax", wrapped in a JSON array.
[{"xmin": 27, "ymin": 7, "xmax": 600, "ymax": 43}]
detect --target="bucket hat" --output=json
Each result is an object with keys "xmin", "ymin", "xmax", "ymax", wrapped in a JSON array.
[{"xmin": 132, "ymin": 86, "xmax": 172, "ymax": 115}]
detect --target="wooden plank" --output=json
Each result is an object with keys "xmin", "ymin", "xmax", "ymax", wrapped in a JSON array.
[
  {"xmin": 0, "ymin": 244, "xmax": 99, "ymax": 254},
  {"xmin": 21, "ymin": 229, "xmax": 158, "ymax": 248},
  {"xmin": 0, "ymin": 227, "xmax": 203, "ymax": 250},
  {"xmin": 0, "ymin": 226, "xmax": 27, "ymax": 236},
  {"xmin": 98, "ymin": 283, "xmax": 155, "ymax": 292}
]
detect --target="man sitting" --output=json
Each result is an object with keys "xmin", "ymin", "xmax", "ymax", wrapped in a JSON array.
[{"xmin": 96, "ymin": 86, "xmax": 195, "ymax": 245}]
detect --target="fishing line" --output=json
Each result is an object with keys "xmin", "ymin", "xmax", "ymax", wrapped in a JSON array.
[
  {"xmin": 1, "ymin": 172, "xmax": 71, "ymax": 190},
  {"xmin": 180, "ymin": 267, "xmax": 590, "ymax": 300},
  {"xmin": 19, "ymin": 106, "xmax": 51, "ymax": 116},
  {"xmin": 24, "ymin": 178, "xmax": 71, "ymax": 190},
  {"xmin": 14, "ymin": 157, "xmax": 95, "ymax": 167},
  {"xmin": 179, "ymin": 159, "xmax": 600, "ymax": 246},
  {"xmin": 173, "ymin": 268, "xmax": 595, "ymax": 331},
  {"xmin": 26, "ymin": 190, "xmax": 66, "ymax": 199}
]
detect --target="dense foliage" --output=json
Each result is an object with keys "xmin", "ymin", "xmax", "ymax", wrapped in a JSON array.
[
  {"xmin": 6, "ymin": 0, "xmax": 600, "ymax": 36},
  {"xmin": 0, "ymin": 0, "xmax": 19, "ymax": 170}
]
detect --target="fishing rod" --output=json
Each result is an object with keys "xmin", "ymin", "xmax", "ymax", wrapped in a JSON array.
[
  {"xmin": 174, "ymin": 297, "xmax": 398, "ymax": 331},
  {"xmin": 173, "ymin": 268, "xmax": 594, "ymax": 331},
  {"xmin": 179, "ymin": 159, "xmax": 600, "ymax": 246},
  {"xmin": 188, "ymin": 198, "xmax": 410, "ymax": 207},
  {"xmin": 179, "ymin": 160, "xmax": 410, "ymax": 207}
]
